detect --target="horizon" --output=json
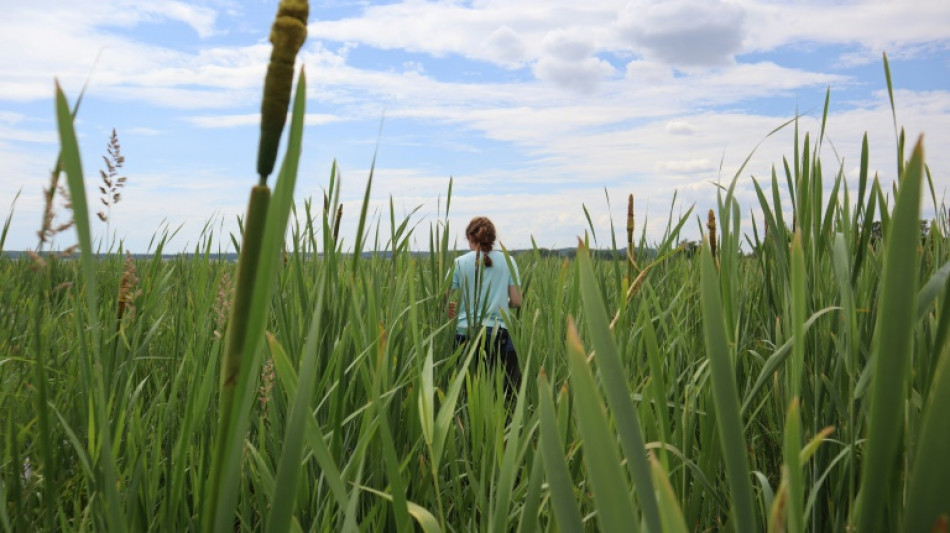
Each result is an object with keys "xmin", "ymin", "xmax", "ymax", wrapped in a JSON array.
[{"xmin": 1, "ymin": 0, "xmax": 948, "ymax": 254}]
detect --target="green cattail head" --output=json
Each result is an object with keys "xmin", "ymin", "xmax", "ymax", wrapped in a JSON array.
[{"xmin": 257, "ymin": 0, "xmax": 309, "ymax": 184}]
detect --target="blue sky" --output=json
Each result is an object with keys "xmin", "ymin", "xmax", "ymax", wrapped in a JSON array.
[{"xmin": 1, "ymin": 0, "xmax": 948, "ymax": 253}]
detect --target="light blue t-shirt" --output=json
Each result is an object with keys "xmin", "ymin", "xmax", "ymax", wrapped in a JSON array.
[{"xmin": 451, "ymin": 250, "xmax": 520, "ymax": 334}]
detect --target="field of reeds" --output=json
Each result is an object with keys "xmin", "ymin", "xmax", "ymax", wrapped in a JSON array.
[{"xmin": 3, "ymin": 4, "xmax": 950, "ymax": 531}]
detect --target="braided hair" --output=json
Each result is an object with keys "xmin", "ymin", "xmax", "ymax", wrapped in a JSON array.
[{"xmin": 466, "ymin": 217, "xmax": 496, "ymax": 267}]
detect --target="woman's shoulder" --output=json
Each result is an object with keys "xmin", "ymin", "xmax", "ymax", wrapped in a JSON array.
[{"xmin": 454, "ymin": 250, "xmax": 477, "ymax": 264}]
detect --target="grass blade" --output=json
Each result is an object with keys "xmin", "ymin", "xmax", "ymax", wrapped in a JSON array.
[
  {"xmin": 649, "ymin": 456, "xmax": 689, "ymax": 533},
  {"xmin": 576, "ymin": 242, "xmax": 661, "ymax": 532},
  {"xmin": 565, "ymin": 317, "xmax": 640, "ymax": 532},
  {"xmin": 538, "ymin": 373, "xmax": 584, "ymax": 533},
  {"xmin": 903, "ymin": 276, "xmax": 950, "ymax": 532},
  {"xmin": 700, "ymin": 239, "xmax": 756, "ymax": 532},
  {"xmin": 856, "ymin": 137, "xmax": 924, "ymax": 532}
]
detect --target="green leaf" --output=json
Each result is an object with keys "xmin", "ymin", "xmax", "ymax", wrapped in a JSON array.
[
  {"xmin": 700, "ymin": 241, "xmax": 756, "ymax": 532},
  {"xmin": 538, "ymin": 373, "xmax": 584, "ymax": 533},
  {"xmin": 649, "ymin": 456, "xmax": 689, "ymax": 533},
  {"xmin": 564, "ymin": 318, "xmax": 640, "ymax": 532},
  {"xmin": 856, "ymin": 137, "xmax": 924, "ymax": 532},
  {"xmin": 904, "ymin": 277, "xmax": 950, "ymax": 532},
  {"xmin": 782, "ymin": 399, "xmax": 803, "ymax": 533},
  {"xmin": 267, "ymin": 262, "xmax": 329, "ymax": 533},
  {"xmin": 576, "ymin": 243, "xmax": 660, "ymax": 532},
  {"xmin": 357, "ymin": 485, "xmax": 443, "ymax": 533}
]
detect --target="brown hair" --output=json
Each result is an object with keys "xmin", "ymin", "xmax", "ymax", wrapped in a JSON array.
[{"xmin": 466, "ymin": 216, "xmax": 496, "ymax": 267}]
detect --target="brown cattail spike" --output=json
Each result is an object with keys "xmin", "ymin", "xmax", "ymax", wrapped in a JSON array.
[
  {"xmin": 707, "ymin": 209, "xmax": 717, "ymax": 259},
  {"xmin": 626, "ymin": 194, "xmax": 634, "ymax": 247},
  {"xmin": 626, "ymin": 193, "xmax": 635, "ymax": 280},
  {"xmin": 333, "ymin": 204, "xmax": 343, "ymax": 243}
]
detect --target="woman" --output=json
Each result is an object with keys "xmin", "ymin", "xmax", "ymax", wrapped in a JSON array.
[{"xmin": 448, "ymin": 217, "xmax": 523, "ymax": 397}]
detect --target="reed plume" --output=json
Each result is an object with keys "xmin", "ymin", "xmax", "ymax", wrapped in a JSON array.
[
  {"xmin": 213, "ymin": 271, "xmax": 232, "ymax": 339},
  {"xmin": 97, "ymin": 129, "xmax": 126, "ymax": 224},
  {"xmin": 117, "ymin": 251, "xmax": 140, "ymax": 321},
  {"xmin": 258, "ymin": 356, "xmax": 275, "ymax": 409},
  {"xmin": 36, "ymin": 175, "xmax": 75, "ymax": 262}
]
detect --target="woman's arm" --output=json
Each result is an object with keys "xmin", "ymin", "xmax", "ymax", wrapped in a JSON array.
[
  {"xmin": 508, "ymin": 284, "xmax": 522, "ymax": 308},
  {"xmin": 446, "ymin": 289, "xmax": 457, "ymax": 318}
]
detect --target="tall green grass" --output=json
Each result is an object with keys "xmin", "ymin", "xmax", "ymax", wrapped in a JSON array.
[{"xmin": 1, "ymin": 56, "xmax": 949, "ymax": 532}]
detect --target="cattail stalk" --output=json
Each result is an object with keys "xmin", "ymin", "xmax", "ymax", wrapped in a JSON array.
[
  {"xmin": 626, "ymin": 193, "xmax": 634, "ymax": 281},
  {"xmin": 708, "ymin": 209, "xmax": 718, "ymax": 260},
  {"xmin": 208, "ymin": 2, "xmax": 307, "ymax": 530}
]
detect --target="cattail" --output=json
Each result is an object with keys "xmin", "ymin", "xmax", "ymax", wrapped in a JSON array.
[
  {"xmin": 257, "ymin": 0, "xmax": 309, "ymax": 183},
  {"xmin": 707, "ymin": 209, "xmax": 717, "ymax": 259},
  {"xmin": 626, "ymin": 194, "xmax": 634, "ymax": 247},
  {"xmin": 627, "ymin": 194, "xmax": 635, "ymax": 260},
  {"xmin": 117, "ymin": 251, "xmax": 140, "ymax": 321},
  {"xmin": 627, "ymin": 193, "xmax": 635, "ymax": 281},
  {"xmin": 333, "ymin": 204, "xmax": 342, "ymax": 243}
]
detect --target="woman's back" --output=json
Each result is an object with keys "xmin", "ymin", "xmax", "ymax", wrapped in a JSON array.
[{"xmin": 451, "ymin": 249, "xmax": 519, "ymax": 334}]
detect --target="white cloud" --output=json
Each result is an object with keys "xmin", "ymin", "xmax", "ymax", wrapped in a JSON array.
[
  {"xmin": 483, "ymin": 26, "xmax": 529, "ymax": 66},
  {"xmin": 531, "ymin": 29, "xmax": 616, "ymax": 92},
  {"xmin": 137, "ymin": 1, "xmax": 219, "ymax": 38},
  {"xmin": 655, "ymin": 159, "xmax": 715, "ymax": 173},
  {"xmin": 185, "ymin": 113, "xmax": 344, "ymax": 128},
  {"xmin": 739, "ymin": 0, "xmax": 950, "ymax": 58},
  {"xmin": 616, "ymin": 0, "xmax": 747, "ymax": 67},
  {"xmin": 127, "ymin": 127, "xmax": 163, "ymax": 135},
  {"xmin": 625, "ymin": 60, "xmax": 674, "ymax": 83},
  {"xmin": 1, "ymin": 0, "xmax": 948, "ymax": 253},
  {"xmin": 666, "ymin": 120, "xmax": 698, "ymax": 135},
  {"xmin": 533, "ymin": 56, "xmax": 615, "ymax": 93}
]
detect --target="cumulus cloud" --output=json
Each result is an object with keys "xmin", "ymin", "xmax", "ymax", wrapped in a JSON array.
[
  {"xmin": 617, "ymin": 0, "xmax": 747, "ymax": 67},
  {"xmin": 741, "ymin": 1, "xmax": 950, "ymax": 57},
  {"xmin": 136, "ymin": 1, "xmax": 218, "ymax": 38},
  {"xmin": 625, "ymin": 59, "xmax": 674, "ymax": 83},
  {"xmin": 483, "ymin": 26, "xmax": 529, "ymax": 66},
  {"xmin": 185, "ymin": 113, "xmax": 343, "ymax": 128},
  {"xmin": 3, "ymin": 0, "xmax": 950, "ymax": 253},
  {"xmin": 532, "ymin": 30, "xmax": 616, "ymax": 92},
  {"xmin": 666, "ymin": 120, "xmax": 698, "ymax": 135},
  {"xmin": 654, "ymin": 158, "xmax": 714, "ymax": 173}
]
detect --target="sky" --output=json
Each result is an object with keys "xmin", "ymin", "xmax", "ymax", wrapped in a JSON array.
[{"xmin": 1, "ymin": 0, "xmax": 948, "ymax": 253}]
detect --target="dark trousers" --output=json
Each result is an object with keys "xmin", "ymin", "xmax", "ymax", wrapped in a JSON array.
[{"xmin": 455, "ymin": 327, "xmax": 521, "ymax": 399}]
